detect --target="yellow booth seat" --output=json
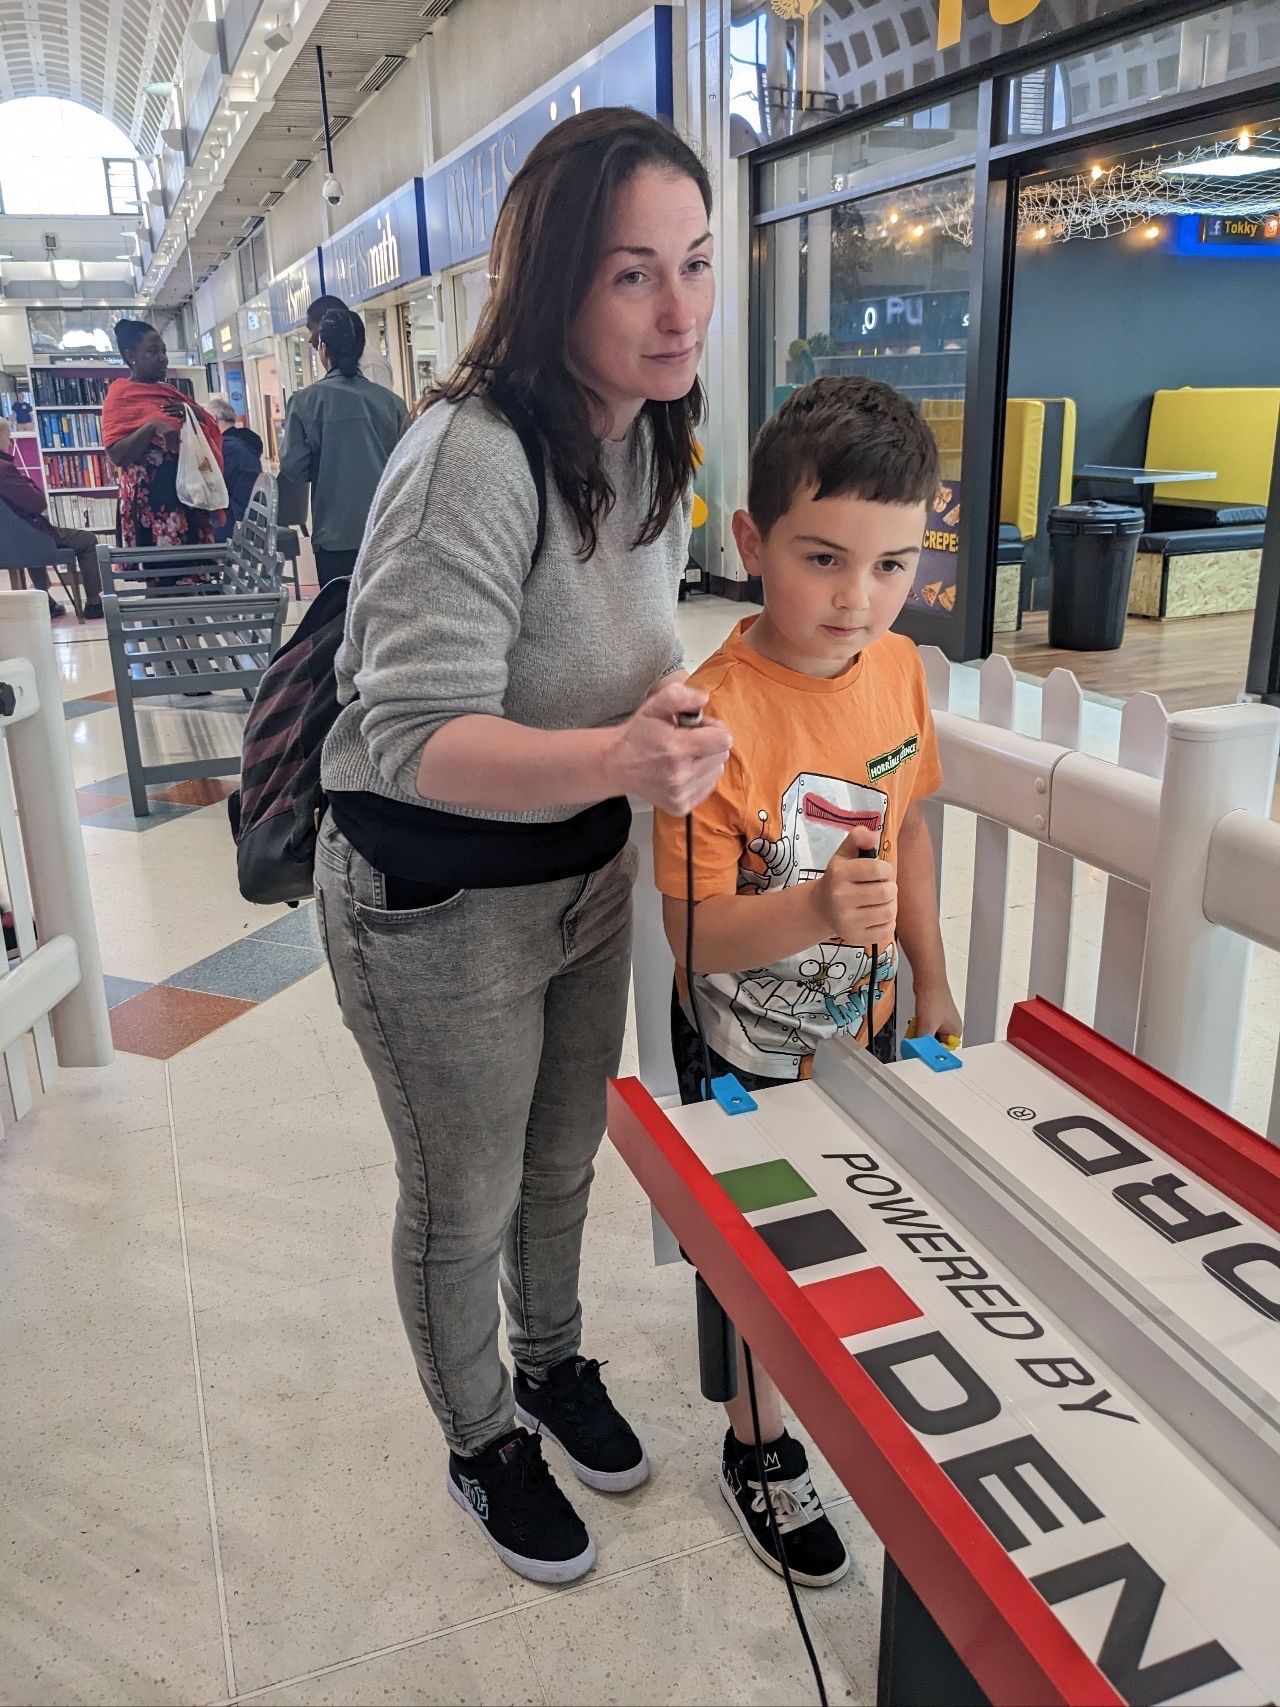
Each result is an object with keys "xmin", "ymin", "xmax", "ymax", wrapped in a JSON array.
[{"xmin": 1145, "ymin": 386, "xmax": 1280, "ymax": 506}]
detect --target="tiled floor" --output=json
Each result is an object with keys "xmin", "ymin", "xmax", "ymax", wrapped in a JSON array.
[{"xmin": 1, "ymin": 585, "xmax": 1277, "ymax": 1706}]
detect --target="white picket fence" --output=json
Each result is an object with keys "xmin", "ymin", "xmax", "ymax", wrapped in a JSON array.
[
  {"xmin": 630, "ymin": 653, "xmax": 1280, "ymax": 1144},
  {"xmin": 0, "ymin": 591, "xmax": 113, "ymax": 1124}
]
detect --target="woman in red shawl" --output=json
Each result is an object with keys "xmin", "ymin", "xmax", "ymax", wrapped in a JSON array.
[{"xmin": 102, "ymin": 319, "xmax": 225, "ymax": 548}]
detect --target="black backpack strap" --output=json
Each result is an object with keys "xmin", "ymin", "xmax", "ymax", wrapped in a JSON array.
[{"xmin": 495, "ymin": 394, "xmax": 548, "ymax": 570}]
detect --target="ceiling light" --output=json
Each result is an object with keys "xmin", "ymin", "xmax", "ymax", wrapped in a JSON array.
[
  {"xmin": 888, "ymin": 210, "xmax": 899, "ymax": 225},
  {"xmin": 1090, "ymin": 163, "xmax": 1103, "ymax": 180},
  {"xmin": 1238, "ymin": 128, "xmax": 1253, "ymax": 151},
  {"xmin": 912, "ymin": 223, "xmax": 925, "ymax": 237},
  {"xmin": 162, "ymin": 126, "xmax": 185, "ymax": 151},
  {"xmin": 1145, "ymin": 224, "xmax": 1161, "ymax": 239},
  {"xmin": 52, "ymin": 259, "xmax": 82, "ymax": 284},
  {"xmin": 145, "ymin": 79, "xmax": 176, "ymax": 95},
  {"xmin": 1034, "ymin": 225, "xmax": 1047, "ymax": 240},
  {"xmin": 1161, "ymin": 154, "xmax": 1280, "ymax": 178}
]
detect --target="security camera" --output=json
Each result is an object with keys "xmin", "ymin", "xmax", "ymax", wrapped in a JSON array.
[
  {"xmin": 264, "ymin": 17, "xmax": 292, "ymax": 51},
  {"xmin": 322, "ymin": 173, "xmax": 344, "ymax": 207}
]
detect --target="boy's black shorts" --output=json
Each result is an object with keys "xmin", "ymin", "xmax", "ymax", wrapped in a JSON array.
[{"xmin": 670, "ymin": 982, "xmax": 895, "ymax": 1107}]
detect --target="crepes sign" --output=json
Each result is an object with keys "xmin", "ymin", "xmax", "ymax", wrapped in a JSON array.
[{"xmin": 910, "ymin": 478, "xmax": 961, "ymax": 615}]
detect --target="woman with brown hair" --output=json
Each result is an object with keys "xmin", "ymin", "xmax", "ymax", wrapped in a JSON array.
[{"xmin": 314, "ymin": 107, "xmax": 730, "ymax": 1584}]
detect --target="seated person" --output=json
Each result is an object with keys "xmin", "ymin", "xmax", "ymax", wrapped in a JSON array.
[
  {"xmin": 0, "ymin": 417, "xmax": 103, "ymax": 618},
  {"xmin": 653, "ymin": 376, "xmax": 961, "ymax": 1588}
]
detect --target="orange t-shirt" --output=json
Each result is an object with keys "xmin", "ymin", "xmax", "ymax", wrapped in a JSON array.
[{"xmin": 653, "ymin": 616, "xmax": 942, "ymax": 1081}]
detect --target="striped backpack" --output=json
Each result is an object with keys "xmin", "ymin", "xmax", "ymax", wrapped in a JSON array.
[{"xmin": 228, "ymin": 576, "xmax": 352, "ymax": 905}]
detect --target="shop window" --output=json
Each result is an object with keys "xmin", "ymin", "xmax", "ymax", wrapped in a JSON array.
[
  {"xmin": 1000, "ymin": 0, "xmax": 1280, "ymax": 141},
  {"xmin": 760, "ymin": 168, "xmax": 974, "ymax": 616},
  {"xmin": 758, "ymin": 88, "xmax": 979, "ymax": 214}
]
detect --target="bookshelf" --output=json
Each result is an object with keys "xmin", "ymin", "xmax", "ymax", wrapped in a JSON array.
[{"xmin": 30, "ymin": 363, "xmax": 197, "ymax": 537}]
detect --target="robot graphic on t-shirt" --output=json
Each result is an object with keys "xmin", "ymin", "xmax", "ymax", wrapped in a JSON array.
[{"xmin": 725, "ymin": 772, "xmax": 894, "ymax": 1064}]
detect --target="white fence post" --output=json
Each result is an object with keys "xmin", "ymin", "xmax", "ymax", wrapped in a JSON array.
[
  {"xmin": 1094, "ymin": 692, "xmax": 1167, "ymax": 1050},
  {"xmin": 0, "ymin": 593, "xmax": 112, "ymax": 1069},
  {"xmin": 1136, "ymin": 703, "xmax": 1280, "ymax": 1107},
  {"xmin": 1028, "ymin": 668, "xmax": 1082, "ymax": 1007},
  {"xmin": 964, "ymin": 655, "xmax": 1016, "ymax": 1045}
]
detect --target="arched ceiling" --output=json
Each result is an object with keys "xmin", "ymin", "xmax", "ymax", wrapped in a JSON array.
[{"xmin": 0, "ymin": 0, "xmax": 191, "ymax": 157}]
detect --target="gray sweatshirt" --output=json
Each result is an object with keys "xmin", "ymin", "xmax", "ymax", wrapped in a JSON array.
[{"xmin": 322, "ymin": 395, "xmax": 689, "ymax": 823}]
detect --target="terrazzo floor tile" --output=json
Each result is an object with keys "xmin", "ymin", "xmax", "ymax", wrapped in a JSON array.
[
  {"xmin": 245, "ymin": 1619, "xmax": 547, "ymax": 1706},
  {"xmin": 151, "ymin": 776, "xmax": 237, "ymax": 808},
  {"xmin": 515, "ymin": 1542, "xmax": 859, "ymax": 1706},
  {"xmin": 80, "ymin": 799, "xmax": 196, "ymax": 832},
  {"xmin": 109, "ymin": 983, "xmax": 254, "ymax": 1058},
  {"xmin": 102, "ymin": 973, "xmax": 152, "ymax": 1008},
  {"xmin": 163, "ymin": 936, "xmax": 325, "ymax": 1003},
  {"xmin": 250, "ymin": 900, "xmax": 323, "ymax": 949}
]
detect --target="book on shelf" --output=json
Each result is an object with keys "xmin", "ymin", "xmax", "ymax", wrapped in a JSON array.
[
  {"xmin": 30, "ymin": 371, "xmax": 194, "ymax": 408},
  {"xmin": 44, "ymin": 449, "xmax": 113, "ymax": 490},
  {"xmin": 38, "ymin": 410, "xmax": 104, "ymax": 450},
  {"xmin": 48, "ymin": 493, "xmax": 117, "ymax": 532}
]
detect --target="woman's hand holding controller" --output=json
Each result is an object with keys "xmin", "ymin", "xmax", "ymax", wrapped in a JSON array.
[{"xmin": 608, "ymin": 674, "xmax": 732, "ymax": 816}]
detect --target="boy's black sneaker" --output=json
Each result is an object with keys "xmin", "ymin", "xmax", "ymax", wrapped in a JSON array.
[
  {"xmin": 514, "ymin": 1357, "xmax": 650, "ymax": 1493},
  {"xmin": 720, "ymin": 1428, "xmax": 849, "ymax": 1588},
  {"xmin": 447, "ymin": 1427, "xmax": 595, "ymax": 1585}
]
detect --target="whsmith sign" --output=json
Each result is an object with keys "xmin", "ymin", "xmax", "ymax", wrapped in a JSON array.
[
  {"xmin": 321, "ymin": 181, "xmax": 429, "ymax": 309},
  {"xmin": 268, "ymin": 250, "xmax": 323, "ymax": 336},
  {"xmin": 422, "ymin": 7, "xmax": 673, "ymax": 274}
]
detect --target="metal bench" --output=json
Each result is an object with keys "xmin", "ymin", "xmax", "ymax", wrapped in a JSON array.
[{"xmin": 97, "ymin": 478, "xmax": 288, "ymax": 816}]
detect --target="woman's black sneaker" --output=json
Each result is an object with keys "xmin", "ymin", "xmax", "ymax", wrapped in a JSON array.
[
  {"xmin": 720, "ymin": 1428, "xmax": 849, "ymax": 1587},
  {"xmin": 514, "ymin": 1357, "xmax": 650, "ymax": 1492},
  {"xmin": 447, "ymin": 1427, "xmax": 595, "ymax": 1585}
]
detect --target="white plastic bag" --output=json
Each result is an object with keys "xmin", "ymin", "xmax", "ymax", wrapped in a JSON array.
[{"xmin": 176, "ymin": 407, "xmax": 229, "ymax": 512}]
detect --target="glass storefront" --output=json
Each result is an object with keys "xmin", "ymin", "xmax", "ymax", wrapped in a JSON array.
[
  {"xmin": 403, "ymin": 288, "xmax": 438, "ymax": 401},
  {"xmin": 748, "ymin": 0, "xmax": 1280, "ymax": 693}
]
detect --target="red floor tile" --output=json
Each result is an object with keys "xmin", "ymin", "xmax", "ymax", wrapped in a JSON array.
[
  {"xmin": 86, "ymin": 689, "xmax": 118, "ymax": 703},
  {"xmin": 109, "ymin": 985, "xmax": 254, "ymax": 1059},
  {"xmin": 151, "ymin": 777, "xmax": 237, "ymax": 808},
  {"xmin": 76, "ymin": 791, "xmax": 128, "ymax": 820}
]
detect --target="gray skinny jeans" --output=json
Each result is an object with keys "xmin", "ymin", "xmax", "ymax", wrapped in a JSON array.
[{"xmin": 313, "ymin": 811, "xmax": 636, "ymax": 1455}]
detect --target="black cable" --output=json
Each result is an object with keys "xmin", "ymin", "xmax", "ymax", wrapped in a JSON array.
[
  {"xmin": 681, "ymin": 786, "xmax": 829, "ymax": 1707},
  {"xmin": 744, "ymin": 1343, "xmax": 830, "ymax": 1707}
]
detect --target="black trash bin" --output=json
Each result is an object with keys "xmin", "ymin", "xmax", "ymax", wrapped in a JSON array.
[{"xmin": 1047, "ymin": 501, "xmax": 1145, "ymax": 651}]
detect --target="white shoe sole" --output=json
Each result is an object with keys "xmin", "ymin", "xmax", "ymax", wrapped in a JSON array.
[
  {"xmin": 718, "ymin": 1470, "xmax": 850, "ymax": 1588},
  {"xmin": 447, "ymin": 1476, "xmax": 597, "ymax": 1585},
  {"xmin": 514, "ymin": 1402, "xmax": 651, "ymax": 1493}
]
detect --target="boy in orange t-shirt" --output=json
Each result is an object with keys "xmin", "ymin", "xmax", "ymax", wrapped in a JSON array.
[{"xmin": 653, "ymin": 376, "xmax": 961, "ymax": 1588}]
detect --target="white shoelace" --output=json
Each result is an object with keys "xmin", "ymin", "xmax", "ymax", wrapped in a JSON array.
[{"xmin": 746, "ymin": 1468, "xmax": 824, "ymax": 1535}]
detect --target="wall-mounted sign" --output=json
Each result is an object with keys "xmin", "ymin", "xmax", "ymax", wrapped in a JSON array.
[
  {"xmin": 199, "ymin": 329, "xmax": 216, "ymax": 359},
  {"xmin": 268, "ymin": 250, "xmax": 324, "ymax": 336},
  {"xmin": 217, "ymin": 318, "xmax": 239, "ymax": 357},
  {"xmin": 1200, "ymin": 213, "xmax": 1280, "ymax": 246},
  {"xmin": 732, "ymin": 0, "xmax": 1191, "ymax": 154},
  {"xmin": 422, "ymin": 7, "xmax": 674, "ymax": 274},
  {"xmin": 320, "ymin": 181, "xmax": 428, "ymax": 308},
  {"xmin": 910, "ymin": 477, "xmax": 961, "ymax": 615},
  {"xmin": 239, "ymin": 295, "xmax": 273, "ymax": 356},
  {"xmin": 224, "ymin": 364, "xmax": 248, "ymax": 420},
  {"xmin": 832, "ymin": 290, "xmax": 970, "ymax": 349}
]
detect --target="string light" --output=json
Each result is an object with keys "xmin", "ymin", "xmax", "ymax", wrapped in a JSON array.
[
  {"xmin": 911, "ymin": 223, "xmax": 925, "ymax": 237},
  {"xmin": 1090, "ymin": 163, "xmax": 1104, "ymax": 180},
  {"xmin": 1145, "ymin": 223, "xmax": 1161, "ymax": 239},
  {"xmin": 1238, "ymin": 128, "xmax": 1253, "ymax": 151},
  {"xmin": 888, "ymin": 210, "xmax": 899, "ymax": 225}
]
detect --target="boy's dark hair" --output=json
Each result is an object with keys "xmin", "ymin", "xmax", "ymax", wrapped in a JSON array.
[{"xmin": 749, "ymin": 376, "xmax": 940, "ymax": 536}]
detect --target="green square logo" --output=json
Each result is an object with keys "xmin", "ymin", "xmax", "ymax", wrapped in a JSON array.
[{"xmin": 714, "ymin": 1159, "xmax": 816, "ymax": 1214}]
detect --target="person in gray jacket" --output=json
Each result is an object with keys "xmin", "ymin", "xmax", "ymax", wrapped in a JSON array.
[{"xmin": 279, "ymin": 305, "xmax": 406, "ymax": 584}]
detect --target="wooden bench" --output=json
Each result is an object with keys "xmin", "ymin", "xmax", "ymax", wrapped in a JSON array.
[{"xmin": 97, "ymin": 478, "xmax": 288, "ymax": 816}]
